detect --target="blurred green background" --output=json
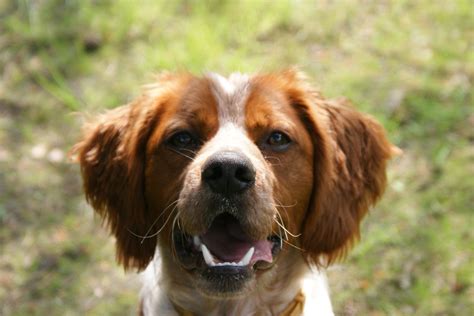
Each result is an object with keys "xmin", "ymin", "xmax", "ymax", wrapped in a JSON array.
[{"xmin": 0, "ymin": 0, "xmax": 472, "ymax": 315}]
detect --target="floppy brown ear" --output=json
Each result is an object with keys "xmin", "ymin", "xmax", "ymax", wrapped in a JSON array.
[
  {"xmin": 72, "ymin": 97, "xmax": 164, "ymax": 270},
  {"xmin": 302, "ymin": 98, "xmax": 396, "ymax": 265},
  {"xmin": 281, "ymin": 70, "xmax": 396, "ymax": 265}
]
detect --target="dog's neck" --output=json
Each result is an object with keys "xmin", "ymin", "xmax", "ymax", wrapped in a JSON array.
[{"xmin": 141, "ymin": 247, "xmax": 315, "ymax": 316}]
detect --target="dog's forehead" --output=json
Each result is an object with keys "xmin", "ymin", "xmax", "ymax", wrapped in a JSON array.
[{"xmin": 206, "ymin": 72, "xmax": 251, "ymax": 126}]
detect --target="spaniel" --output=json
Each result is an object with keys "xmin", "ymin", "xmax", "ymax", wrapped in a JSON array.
[{"xmin": 74, "ymin": 70, "xmax": 398, "ymax": 315}]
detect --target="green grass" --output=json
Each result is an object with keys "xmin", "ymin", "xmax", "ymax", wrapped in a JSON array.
[{"xmin": 1, "ymin": 0, "xmax": 472, "ymax": 315}]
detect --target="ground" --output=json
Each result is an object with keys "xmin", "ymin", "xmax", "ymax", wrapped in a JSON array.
[{"xmin": 0, "ymin": 1, "xmax": 472, "ymax": 315}]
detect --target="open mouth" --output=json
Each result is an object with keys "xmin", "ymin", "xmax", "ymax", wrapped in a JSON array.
[{"xmin": 174, "ymin": 213, "xmax": 282, "ymax": 291}]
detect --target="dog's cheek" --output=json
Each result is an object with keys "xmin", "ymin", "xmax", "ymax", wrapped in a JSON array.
[
  {"xmin": 247, "ymin": 169, "xmax": 277, "ymax": 237},
  {"xmin": 271, "ymin": 150, "xmax": 314, "ymax": 235},
  {"xmin": 144, "ymin": 151, "xmax": 190, "ymax": 242}
]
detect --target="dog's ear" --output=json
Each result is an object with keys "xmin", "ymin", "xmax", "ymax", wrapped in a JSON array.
[
  {"xmin": 72, "ymin": 74, "xmax": 188, "ymax": 270},
  {"xmin": 280, "ymin": 70, "xmax": 398, "ymax": 265}
]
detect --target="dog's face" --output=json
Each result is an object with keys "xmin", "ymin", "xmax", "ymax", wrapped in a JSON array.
[
  {"xmin": 74, "ymin": 70, "xmax": 395, "ymax": 298},
  {"xmin": 145, "ymin": 73, "xmax": 315, "ymax": 296}
]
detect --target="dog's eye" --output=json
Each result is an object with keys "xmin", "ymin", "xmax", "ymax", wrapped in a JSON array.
[
  {"xmin": 169, "ymin": 131, "xmax": 198, "ymax": 149},
  {"xmin": 266, "ymin": 131, "xmax": 291, "ymax": 149}
]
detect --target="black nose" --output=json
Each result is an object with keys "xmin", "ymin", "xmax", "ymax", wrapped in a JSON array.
[{"xmin": 202, "ymin": 151, "xmax": 256, "ymax": 195}]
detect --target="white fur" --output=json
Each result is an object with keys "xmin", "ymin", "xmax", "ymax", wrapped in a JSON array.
[
  {"xmin": 207, "ymin": 72, "xmax": 250, "ymax": 126},
  {"xmin": 302, "ymin": 267, "xmax": 334, "ymax": 315}
]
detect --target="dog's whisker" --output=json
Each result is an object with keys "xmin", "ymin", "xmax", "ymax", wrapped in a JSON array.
[
  {"xmin": 274, "ymin": 216, "xmax": 297, "ymax": 240},
  {"xmin": 272, "ymin": 213, "xmax": 303, "ymax": 251},
  {"xmin": 168, "ymin": 147, "xmax": 195, "ymax": 161},
  {"xmin": 273, "ymin": 209, "xmax": 289, "ymax": 241},
  {"xmin": 273, "ymin": 206, "xmax": 301, "ymax": 239},
  {"xmin": 282, "ymin": 239, "xmax": 305, "ymax": 252},
  {"xmin": 274, "ymin": 198, "xmax": 300, "ymax": 237},
  {"xmin": 180, "ymin": 148, "xmax": 198, "ymax": 155},
  {"xmin": 264, "ymin": 155, "xmax": 283, "ymax": 165},
  {"xmin": 140, "ymin": 204, "xmax": 179, "ymax": 242},
  {"xmin": 271, "ymin": 225, "xmax": 285, "ymax": 250},
  {"xmin": 131, "ymin": 199, "xmax": 180, "ymax": 240},
  {"xmin": 128, "ymin": 201, "xmax": 180, "ymax": 243},
  {"xmin": 170, "ymin": 211, "xmax": 181, "ymax": 262},
  {"xmin": 271, "ymin": 200, "xmax": 298, "ymax": 209},
  {"xmin": 177, "ymin": 216, "xmax": 183, "ymax": 232}
]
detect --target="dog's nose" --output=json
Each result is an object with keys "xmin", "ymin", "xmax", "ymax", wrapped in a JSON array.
[{"xmin": 202, "ymin": 151, "xmax": 256, "ymax": 195}]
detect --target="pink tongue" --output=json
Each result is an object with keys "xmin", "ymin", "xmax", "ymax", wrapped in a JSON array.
[{"xmin": 201, "ymin": 216, "xmax": 273, "ymax": 264}]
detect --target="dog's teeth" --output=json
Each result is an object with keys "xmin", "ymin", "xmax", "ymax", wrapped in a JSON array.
[
  {"xmin": 237, "ymin": 247, "xmax": 255, "ymax": 266},
  {"xmin": 215, "ymin": 262, "xmax": 238, "ymax": 267},
  {"xmin": 201, "ymin": 244, "xmax": 216, "ymax": 266},
  {"xmin": 201, "ymin": 244, "xmax": 254, "ymax": 268},
  {"xmin": 193, "ymin": 236, "xmax": 201, "ymax": 248}
]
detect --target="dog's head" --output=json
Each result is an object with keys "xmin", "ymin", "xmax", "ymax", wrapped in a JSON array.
[{"xmin": 74, "ymin": 70, "xmax": 396, "ymax": 297}]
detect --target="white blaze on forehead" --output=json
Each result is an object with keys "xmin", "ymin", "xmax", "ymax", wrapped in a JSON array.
[
  {"xmin": 201, "ymin": 123, "xmax": 253, "ymax": 157},
  {"xmin": 203, "ymin": 72, "xmax": 264, "ymax": 171},
  {"xmin": 207, "ymin": 72, "xmax": 250, "ymax": 126}
]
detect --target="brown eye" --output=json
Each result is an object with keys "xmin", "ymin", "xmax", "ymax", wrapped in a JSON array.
[{"xmin": 266, "ymin": 131, "xmax": 291, "ymax": 150}]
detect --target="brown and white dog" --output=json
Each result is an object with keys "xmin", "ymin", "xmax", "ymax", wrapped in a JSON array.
[{"xmin": 74, "ymin": 70, "xmax": 397, "ymax": 315}]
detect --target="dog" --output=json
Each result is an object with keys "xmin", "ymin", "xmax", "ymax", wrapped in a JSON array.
[{"xmin": 73, "ymin": 70, "xmax": 397, "ymax": 315}]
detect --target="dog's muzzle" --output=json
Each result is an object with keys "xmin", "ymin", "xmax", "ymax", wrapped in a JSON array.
[{"xmin": 173, "ymin": 151, "xmax": 282, "ymax": 294}]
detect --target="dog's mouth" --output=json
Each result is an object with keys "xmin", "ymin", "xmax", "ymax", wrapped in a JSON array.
[
  {"xmin": 197, "ymin": 213, "xmax": 281, "ymax": 268},
  {"xmin": 173, "ymin": 213, "xmax": 282, "ymax": 294}
]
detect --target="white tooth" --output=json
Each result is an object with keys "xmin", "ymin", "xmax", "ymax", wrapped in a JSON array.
[
  {"xmin": 237, "ymin": 247, "xmax": 255, "ymax": 266},
  {"xmin": 201, "ymin": 244, "xmax": 216, "ymax": 266},
  {"xmin": 193, "ymin": 236, "xmax": 201, "ymax": 248},
  {"xmin": 215, "ymin": 262, "xmax": 238, "ymax": 267}
]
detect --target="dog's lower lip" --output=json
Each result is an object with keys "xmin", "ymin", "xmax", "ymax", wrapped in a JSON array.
[{"xmin": 204, "ymin": 265, "xmax": 248, "ymax": 274}]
